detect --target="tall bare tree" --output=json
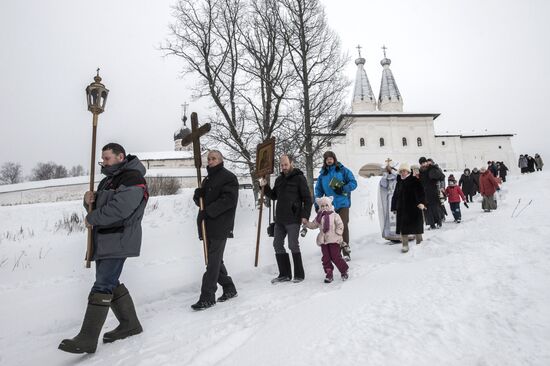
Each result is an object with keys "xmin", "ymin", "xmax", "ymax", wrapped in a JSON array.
[
  {"xmin": 280, "ymin": 0, "xmax": 350, "ymax": 187},
  {"xmin": 0, "ymin": 162, "xmax": 23, "ymax": 184}
]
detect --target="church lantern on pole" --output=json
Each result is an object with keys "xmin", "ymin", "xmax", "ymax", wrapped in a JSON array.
[{"xmin": 84, "ymin": 68, "xmax": 109, "ymax": 268}]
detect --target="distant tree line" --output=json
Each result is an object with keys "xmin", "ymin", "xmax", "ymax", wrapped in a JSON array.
[{"xmin": 0, "ymin": 161, "xmax": 86, "ymax": 185}]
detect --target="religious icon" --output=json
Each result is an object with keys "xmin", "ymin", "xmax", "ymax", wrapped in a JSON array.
[{"xmin": 255, "ymin": 138, "xmax": 275, "ymax": 178}]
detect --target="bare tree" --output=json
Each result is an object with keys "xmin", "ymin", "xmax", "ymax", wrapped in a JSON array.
[
  {"xmin": 0, "ymin": 162, "xmax": 23, "ymax": 184},
  {"xmin": 31, "ymin": 162, "xmax": 68, "ymax": 181},
  {"xmin": 280, "ymin": 0, "xmax": 350, "ymax": 187},
  {"xmin": 164, "ymin": 0, "xmax": 301, "ymax": 197},
  {"xmin": 69, "ymin": 165, "xmax": 85, "ymax": 177}
]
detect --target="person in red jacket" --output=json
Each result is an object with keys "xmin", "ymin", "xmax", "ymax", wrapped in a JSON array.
[
  {"xmin": 478, "ymin": 166, "xmax": 500, "ymax": 212},
  {"xmin": 445, "ymin": 176, "xmax": 467, "ymax": 223}
]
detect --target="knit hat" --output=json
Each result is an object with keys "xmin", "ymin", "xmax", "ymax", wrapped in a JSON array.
[
  {"xmin": 398, "ymin": 163, "xmax": 411, "ymax": 172},
  {"xmin": 448, "ymin": 174, "xmax": 456, "ymax": 183},
  {"xmin": 315, "ymin": 196, "xmax": 334, "ymax": 211}
]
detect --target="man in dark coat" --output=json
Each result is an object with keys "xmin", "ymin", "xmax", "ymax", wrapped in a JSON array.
[
  {"xmin": 497, "ymin": 161, "xmax": 509, "ymax": 182},
  {"xmin": 260, "ymin": 154, "xmax": 313, "ymax": 283},
  {"xmin": 418, "ymin": 157, "xmax": 445, "ymax": 229},
  {"xmin": 459, "ymin": 168, "xmax": 477, "ymax": 202},
  {"xmin": 391, "ymin": 163, "xmax": 426, "ymax": 253},
  {"xmin": 471, "ymin": 167, "xmax": 481, "ymax": 194},
  {"xmin": 191, "ymin": 150, "xmax": 239, "ymax": 310},
  {"xmin": 59, "ymin": 143, "xmax": 148, "ymax": 354},
  {"xmin": 527, "ymin": 155, "xmax": 536, "ymax": 173}
]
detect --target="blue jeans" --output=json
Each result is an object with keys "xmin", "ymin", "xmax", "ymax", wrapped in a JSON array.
[
  {"xmin": 450, "ymin": 202, "xmax": 461, "ymax": 221},
  {"xmin": 92, "ymin": 258, "xmax": 126, "ymax": 294}
]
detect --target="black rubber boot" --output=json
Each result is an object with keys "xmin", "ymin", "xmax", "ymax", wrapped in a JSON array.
[
  {"xmin": 102, "ymin": 284, "xmax": 143, "ymax": 344},
  {"xmin": 58, "ymin": 293, "xmax": 112, "ymax": 354},
  {"xmin": 291, "ymin": 252, "xmax": 305, "ymax": 282},
  {"xmin": 271, "ymin": 253, "xmax": 292, "ymax": 284}
]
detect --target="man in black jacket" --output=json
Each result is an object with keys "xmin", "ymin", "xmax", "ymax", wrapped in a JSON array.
[
  {"xmin": 191, "ymin": 150, "xmax": 239, "ymax": 310},
  {"xmin": 260, "ymin": 155, "xmax": 313, "ymax": 283},
  {"xmin": 418, "ymin": 157, "xmax": 445, "ymax": 229},
  {"xmin": 59, "ymin": 143, "xmax": 148, "ymax": 354}
]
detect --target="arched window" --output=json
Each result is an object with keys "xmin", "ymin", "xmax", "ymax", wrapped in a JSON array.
[
  {"xmin": 327, "ymin": 141, "xmax": 332, "ymax": 147},
  {"xmin": 360, "ymin": 138, "xmax": 365, "ymax": 147},
  {"xmin": 417, "ymin": 137, "xmax": 422, "ymax": 147},
  {"xmin": 379, "ymin": 137, "xmax": 385, "ymax": 147},
  {"xmin": 441, "ymin": 141, "xmax": 446, "ymax": 146},
  {"xmin": 402, "ymin": 137, "xmax": 407, "ymax": 147}
]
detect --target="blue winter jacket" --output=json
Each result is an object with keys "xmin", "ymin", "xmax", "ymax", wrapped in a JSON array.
[{"xmin": 314, "ymin": 163, "xmax": 357, "ymax": 210}]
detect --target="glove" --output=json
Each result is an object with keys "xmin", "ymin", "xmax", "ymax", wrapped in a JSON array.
[
  {"xmin": 334, "ymin": 186, "xmax": 344, "ymax": 195},
  {"xmin": 463, "ymin": 202, "xmax": 469, "ymax": 208},
  {"xmin": 194, "ymin": 187, "xmax": 205, "ymax": 199}
]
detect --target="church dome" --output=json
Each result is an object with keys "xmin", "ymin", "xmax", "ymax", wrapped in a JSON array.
[{"xmin": 174, "ymin": 126, "xmax": 191, "ymax": 141}]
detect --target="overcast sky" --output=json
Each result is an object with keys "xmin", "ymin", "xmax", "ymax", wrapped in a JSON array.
[{"xmin": 1, "ymin": 0, "xmax": 549, "ymax": 175}]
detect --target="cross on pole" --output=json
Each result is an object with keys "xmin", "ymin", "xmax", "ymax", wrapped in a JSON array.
[
  {"xmin": 181, "ymin": 112, "xmax": 211, "ymax": 265},
  {"xmin": 385, "ymin": 157, "xmax": 393, "ymax": 166},
  {"xmin": 356, "ymin": 44, "xmax": 362, "ymax": 58},
  {"xmin": 181, "ymin": 102, "xmax": 189, "ymax": 125},
  {"xmin": 382, "ymin": 45, "xmax": 388, "ymax": 58}
]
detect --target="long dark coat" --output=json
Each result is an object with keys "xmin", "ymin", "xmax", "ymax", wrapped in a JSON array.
[
  {"xmin": 391, "ymin": 174, "xmax": 426, "ymax": 235},
  {"xmin": 471, "ymin": 170, "xmax": 480, "ymax": 194},
  {"xmin": 264, "ymin": 168, "xmax": 312, "ymax": 225},
  {"xmin": 193, "ymin": 163, "xmax": 239, "ymax": 240},
  {"xmin": 419, "ymin": 164, "xmax": 445, "ymax": 206},
  {"xmin": 459, "ymin": 172, "xmax": 477, "ymax": 196}
]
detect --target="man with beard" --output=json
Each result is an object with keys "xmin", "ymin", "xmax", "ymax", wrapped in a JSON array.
[
  {"xmin": 418, "ymin": 157, "xmax": 445, "ymax": 229},
  {"xmin": 260, "ymin": 155, "xmax": 312, "ymax": 283},
  {"xmin": 59, "ymin": 143, "xmax": 148, "ymax": 354}
]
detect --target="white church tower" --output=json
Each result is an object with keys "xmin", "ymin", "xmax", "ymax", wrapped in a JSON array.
[
  {"xmin": 378, "ymin": 45, "xmax": 403, "ymax": 112},
  {"xmin": 351, "ymin": 45, "xmax": 376, "ymax": 113}
]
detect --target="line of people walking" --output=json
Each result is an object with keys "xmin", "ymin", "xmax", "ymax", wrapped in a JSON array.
[{"xmin": 518, "ymin": 153, "xmax": 544, "ymax": 173}]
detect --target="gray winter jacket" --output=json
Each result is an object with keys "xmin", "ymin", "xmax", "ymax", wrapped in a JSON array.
[
  {"xmin": 535, "ymin": 156, "xmax": 544, "ymax": 168},
  {"xmin": 86, "ymin": 155, "xmax": 148, "ymax": 260}
]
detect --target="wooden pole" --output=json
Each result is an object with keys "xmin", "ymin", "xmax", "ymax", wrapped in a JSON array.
[
  {"xmin": 197, "ymin": 173, "xmax": 209, "ymax": 266},
  {"xmin": 254, "ymin": 182, "xmax": 265, "ymax": 267},
  {"xmin": 85, "ymin": 113, "xmax": 98, "ymax": 268}
]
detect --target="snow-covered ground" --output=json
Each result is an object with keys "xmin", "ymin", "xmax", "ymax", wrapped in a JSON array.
[{"xmin": 0, "ymin": 172, "xmax": 549, "ymax": 366}]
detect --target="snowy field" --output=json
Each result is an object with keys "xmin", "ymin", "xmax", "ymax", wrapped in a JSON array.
[{"xmin": 0, "ymin": 172, "xmax": 549, "ymax": 366}]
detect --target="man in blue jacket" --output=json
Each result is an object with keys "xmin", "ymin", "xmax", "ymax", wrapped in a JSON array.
[
  {"xmin": 59, "ymin": 143, "xmax": 148, "ymax": 354},
  {"xmin": 314, "ymin": 151, "xmax": 357, "ymax": 261}
]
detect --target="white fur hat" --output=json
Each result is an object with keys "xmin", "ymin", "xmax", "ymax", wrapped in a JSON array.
[
  {"xmin": 316, "ymin": 196, "xmax": 334, "ymax": 209},
  {"xmin": 398, "ymin": 163, "xmax": 411, "ymax": 172}
]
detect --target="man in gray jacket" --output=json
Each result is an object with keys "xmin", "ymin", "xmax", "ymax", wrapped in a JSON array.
[{"xmin": 59, "ymin": 143, "xmax": 148, "ymax": 354}]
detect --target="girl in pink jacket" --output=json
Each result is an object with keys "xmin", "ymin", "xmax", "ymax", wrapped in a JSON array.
[{"xmin": 305, "ymin": 196, "xmax": 349, "ymax": 283}]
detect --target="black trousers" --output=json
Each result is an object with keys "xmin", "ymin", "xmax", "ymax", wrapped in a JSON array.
[{"xmin": 200, "ymin": 238, "xmax": 236, "ymax": 302}]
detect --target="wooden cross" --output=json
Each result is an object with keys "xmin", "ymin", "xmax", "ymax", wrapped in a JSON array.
[
  {"xmin": 181, "ymin": 112, "xmax": 211, "ymax": 174},
  {"xmin": 181, "ymin": 112, "xmax": 211, "ymax": 265},
  {"xmin": 381, "ymin": 45, "xmax": 388, "ymax": 58},
  {"xmin": 385, "ymin": 157, "xmax": 393, "ymax": 166},
  {"xmin": 356, "ymin": 44, "xmax": 362, "ymax": 58}
]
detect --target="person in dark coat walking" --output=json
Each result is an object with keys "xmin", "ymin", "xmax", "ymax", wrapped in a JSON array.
[
  {"xmin": 191, "ymin": 150, "xmax": 239, "ymax": 310},
  {"xmin": 59, "ymin": 143, "xmax": 148, "ymax": 354},
  {"xmin": 418, "ymin": 157, "xmax": 445, "ymax": 229},
  {"xmin": 459, "ymin": 168, "xmax": 477, "ymax": 202},
  {"xmin": 391, "ymin": 163, "xmax": 426, "ymax": 253},
  {"xmin": 497, "ymin": 161, "xmax": 509, "ymax": 182},
  {"xmin": 471, "ymin": 167, "xmax": 481, "ymax": 195},
  {"xmin": 260, "ymin": 154, "xmax": 313, "ymax": 283},
  {"xmin": 488, "ymin": 161, "xmax": 498, "ymax": 177},
  {"xmin": 527, "ymin": 155, "xmax": 536, "ymax": 173}
]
